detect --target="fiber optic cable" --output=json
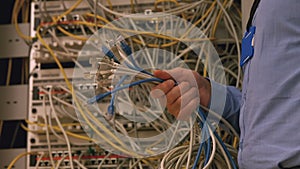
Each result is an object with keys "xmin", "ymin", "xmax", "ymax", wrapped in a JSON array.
[
  {"xmin": 88, "ymin": 78, "xmax": 163, "ymax": 104},
  {"xmin": 197, "ymin": 107, "xmax": 237, "ymax": 169}
]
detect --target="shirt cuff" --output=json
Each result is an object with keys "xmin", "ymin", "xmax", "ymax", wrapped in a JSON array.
[{"xmin": 207, "ymin": 79, "xmax": 227, "ymax": 117}]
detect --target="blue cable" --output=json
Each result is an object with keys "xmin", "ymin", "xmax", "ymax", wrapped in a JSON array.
[
  {"xmin": 119, "ymin": 41, "xmax": 154, "ymax": 76},
  {"xmin": 213, "ymin": 131, "xmax": 238, "ymax": 169},
  {"xmin": 197, "ymin": 107, "xmax": 238, "ymax": 169},
  {"xmin": 204, "ymin": 130, "xmax": 211, "ymax": 165},
  {"xmin": 120, "ymin": 41, "xmax": 133, "ymax": 58},
  {"xmin": 201, "ymin": 109, "xmax": 211, "ymax": 166},
  {"xmin": 100, "ymin": 42, "xmax": 155, "ymax": 116},
  {"xmin": 102, "ymin": 45, "xmax": 120, "ymax": 63},
  {"xmin": 102, "ymin": 43, "xmax": 153, "ymax": 77},
  {"xmin": 88, "ymin": 78, "xmax": 163, "ymax": 104},
  {"xmin": 197, "ymin": 109, "xmax": 214, "ymax": 165},
  {"xmin": 125, "ymin": 63, "xmax": 153, "ymax": 76},
  {"xmin": 192, "ymin": 108, "xmax": 210, "ymax": 169},
  {"xmin": 192, "ymin": 139, "xmax": 204, "ymax": 169},
  {"xmin": 108, "ymin": 75, "xmax": 128, "ymax": 116},
  {"xmin": 119, "ymin": 41, "xmax": 139, "ymax": 68}
]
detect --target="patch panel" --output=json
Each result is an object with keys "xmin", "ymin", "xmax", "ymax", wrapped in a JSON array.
[{"xmin": 25, "ymin": 0, "xmax": 242, "ymax": 168}]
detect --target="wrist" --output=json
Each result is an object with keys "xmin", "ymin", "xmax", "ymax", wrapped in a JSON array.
[{"xmin": 194, "ymin": 72, "xmax": 211, "ymax": 108}]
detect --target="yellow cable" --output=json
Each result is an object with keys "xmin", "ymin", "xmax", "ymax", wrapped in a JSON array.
[
  {"xmin": 233, "ymin": 137, "xmax": 239, "ymax": 149},
  {"xmin": 25, "ymin": 120, "xmax": 94, "ymax": 141},
  {"xmin": 21, "ymin": 123, "xmax": 44, "ymax": 133},
  {"xmin": 115, "ymin": 1, "xmax": 215, "ymax": 47},
  {"xmin": 77, "ymin": 20, "xmax": 180, "ymax": 41},
  {"xmin": 36, "ymin": 25, "xmax": 72, "ymax": 89},
  {"xmin": 85, "ymin": 13, "xmax": 211, "ymax": 42},
  {"xmin": 65, "ymin": 20, "xmax": 180, "ymax": 47},
  {"xmin": 36, "ymin": 25, "xmax": 140, "ymax": 157},
  {"xmin": 74, "ymin": 97, "xmax": 141, "ymax": 157},
  {"xmin": 24, "ymin": 0, "xmax": 30, "ymax": 23},
  {"xmin": 106, "ymin": 0, "xmax": 113, "ymax": 10},
  {"xmin": 21, "ymin": 1, "xmax": 26, "ymax": 22},
  {"xmin": 154, "ymin": 0, "xmax": 187, "ymax": 20},
  {"xmin": 7, "ymin": 151, "xmax": 38, "ymax": 169},
  {"xmin": 182, "ymin": 1, "xmax": 216, "ymax": 38},
  {"xmin": 26, "ymin": 120, "xmax": 80, "ymax": 127},
  {"xmin": 12, "ymin": 0, "xmax": 32, "ymax": 41},
  {"xmin": 154, "ymin": 0, "xmax": 179, "ymax": 9},
  {"xmin": 11, "ymin": 0, "xmax": 20, "ymax": 23},
  {"xmin": 212, "ymin": 0, "xmax": 228, "ymax": 37},
  {"xmin": 85, "ymin": 13, "xmax": 110, "ymax": 23},
  {"xmin": 6, "ymin": 58, "xmax": 12, "ymax": 86},
  {"xmin": 130, "ymin": 0, "xmax": 135, "ymax": 12},
  {"xmin": 34, "ymin": 1, "xmax": 222, "ymax": 158},
  {"xmin": 55, "ymin": 14, "xmax": 211, "ymax": 48},
  {"xmin": 203, "ymin": 51, "xmax": 209, "ymax": 77}
]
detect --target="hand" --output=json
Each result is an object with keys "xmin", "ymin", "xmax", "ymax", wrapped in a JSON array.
[{"xmin": 151, "ymin": 68, "xmax": 211, "ymax": 120}]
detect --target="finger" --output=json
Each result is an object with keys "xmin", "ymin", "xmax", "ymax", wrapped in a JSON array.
[
  {"xmin": 165, "ymin": 81, "xmax": 190, "ymax": 105},
  {"xmin": 167, "ymin": 96, "xmax": 199, "ymax": 120},
  {"xmin": 167, "ymin": 87, "xmax": 199, "ymax": 114},
  {"xmin": 166, "ymin": 68, "xmax": 194, "ymax": 83},
  {"xmin": 151, "ymin": 79, "xmax": 175, "ymax": 98},
  {"xmin": 177, "ymin": 98, "xmax": 199, "ymax": 121},
  {"xmin": 153, "ymin": 70, "xmax": 172, "ymax": 80},
  {"xmin": 149, "ymin": 89, "xmax": 167, "ymax": 109},
  {"xmin": 180, "ymin": 87, "xmax": 199, "ymax": 106},
  {"xmin": 157, "ymin": 96, "xmax": 167, "ymax": 110}
]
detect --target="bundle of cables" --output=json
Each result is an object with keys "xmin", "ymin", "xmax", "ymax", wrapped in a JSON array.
[
  {"xmin": 83, "ymin": 37, "xmax": 238, "ymax": 168},
  {"xmin": 87, "ymin": 37, "xmax": 164, "ymax": 114},
  {"xmin": 192, "ymin": 108, "xmax": 237, "ymax": 169}
]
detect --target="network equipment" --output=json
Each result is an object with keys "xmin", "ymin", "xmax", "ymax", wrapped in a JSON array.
[{"xmin": 9, "ymin": 0, "xmax": 243, "ymax": 168}]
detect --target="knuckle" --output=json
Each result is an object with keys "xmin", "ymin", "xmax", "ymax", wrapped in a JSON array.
[
  {"xmin": 166, "ymin": 79, "xmax": 175, "ymax": 87},
  {"xmin": 175, "ymin": 97, "xmax": 182, "ymax": 106},
  {"xmin": 180, "ymin": 81, "xmax": 190, "ymax": 91},
  {"xmin": 160, "ymin": 80, "xmax": 172, "ymax": 91},
  {"xmin": 168, "ymin": 102, "xmax": 179, "ymax": 113},
  {"xmin": 191, "ymin": 87, "xmax": 199, "ymax": 96},
  {"xmin": 191, "ymin": 98, "xmax": 200, "ymax": 106},
  {"xmin": 167, "ymin": 86, "xmax": 181, "ymax": 103}
]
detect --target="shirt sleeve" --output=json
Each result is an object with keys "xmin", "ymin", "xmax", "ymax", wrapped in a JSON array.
[{"xmin": 209, "ymin": 80, "xmax": 242, "ymax": 133}]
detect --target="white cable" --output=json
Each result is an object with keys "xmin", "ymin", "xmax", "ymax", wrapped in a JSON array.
[
  {"xmin": 48, "ymin": 87, "xmax": 74, "ymax": 169},
  {"xmin": 42, "ymin": 95, "xmax": 56, "ymax": 167},
  {"xmin": 185, "ymin": 118, "xmax": 194, "ymax": 169},
  {"xmin": 55, "ymin": 155, "xmax": 67, "ymax": 169},
  {"xmin": 73, "ymin": 159, "xmax": 88, "ymax": 169},
  {"xmin": 97, "ymin": 152, "xmax": 111, "ymax": 169},
  {"xmin": 128, "ymin": 18, "xmax": 155, "ymax": 68},
  {"xmin": 35, "ymin": 151, "xmax": 45, "ymax": 168},
  {"xmin": 48, "ymin": 108, "xmax": 66, "ymax": 141},
  {"xmin": 202, "ymin": 122, "xmax": 217, "ymax": 169}
]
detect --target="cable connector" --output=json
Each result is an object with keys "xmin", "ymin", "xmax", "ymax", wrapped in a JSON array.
[
  {"xmin": 120, "ymin": 40, "xmax": 132, "ymax": 56},
  {"xmin": 101, "ymin": 45, "xmax": 120, "ymax": 63},
  {"xmin": 107, "ymin": 104, "xmax": 114, "ymax": 118}
]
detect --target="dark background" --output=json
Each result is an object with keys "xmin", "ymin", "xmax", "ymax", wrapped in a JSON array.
[{"xmin": 0, "ymin": 0, "xmax": 27, "ymax": 149}]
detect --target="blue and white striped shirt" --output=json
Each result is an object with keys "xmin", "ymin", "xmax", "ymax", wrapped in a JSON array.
[{"xmin": 211, "ymin": 1, "xmax": 300, "ymax": 168}]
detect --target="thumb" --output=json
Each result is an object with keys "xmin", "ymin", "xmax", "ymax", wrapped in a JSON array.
[{"xmin": 153, "ymin": 70, "xmax": 172, "ymax": 80}]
